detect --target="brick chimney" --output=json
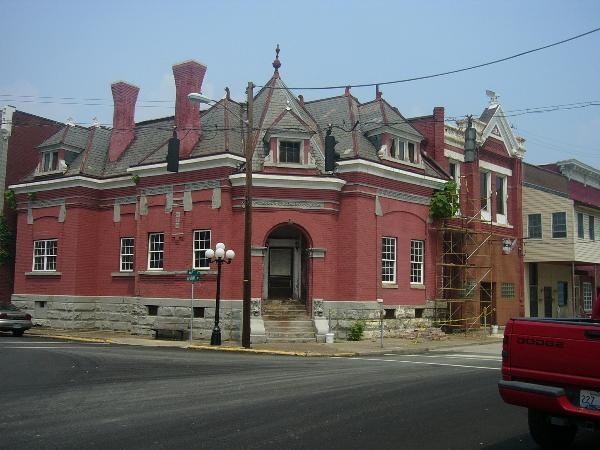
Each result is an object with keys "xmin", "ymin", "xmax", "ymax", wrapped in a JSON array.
[
  {"xmin": 108, "ymin": 81, "xmax": 139, "ymax": 162},
  {"xmin": 108, "ymin": 81, "xmax": 140, "ymax": 161},
  {"xmin": 172, "ymin": 60, "xmax": 207, "ymax": 157}
]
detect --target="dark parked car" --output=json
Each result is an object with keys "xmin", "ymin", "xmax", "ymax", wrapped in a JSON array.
[{"xmin": 0, "ymin": 304, "xmax": 32, "ymax": 336}]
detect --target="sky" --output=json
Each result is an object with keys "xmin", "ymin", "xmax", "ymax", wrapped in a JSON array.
[{"xmin": 2, "ymin": 0, "xmax": 599, "ymax": 168}]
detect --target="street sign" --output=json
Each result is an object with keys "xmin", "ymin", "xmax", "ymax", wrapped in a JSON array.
[{"xmin": 186, "ymin": 269, "xmax": 200, "ymax": 282}]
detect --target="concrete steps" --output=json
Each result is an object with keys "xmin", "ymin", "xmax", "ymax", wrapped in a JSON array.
[{"xmin": 263, "ymin": 301, "xmax": 315, "ymax": 342}]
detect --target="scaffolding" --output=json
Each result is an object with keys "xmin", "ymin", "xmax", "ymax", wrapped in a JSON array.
[{"xmin": 433, "ymin": 203, "xmax": 495, "ymax": 332}]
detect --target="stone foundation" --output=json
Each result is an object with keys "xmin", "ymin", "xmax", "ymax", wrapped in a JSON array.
[{"xmin": 12, "ymin": 295, "xmax": 437, "ymax": 342}]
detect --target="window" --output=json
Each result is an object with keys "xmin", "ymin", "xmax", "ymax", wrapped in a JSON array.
[
  {"xmin": 577, "ymin": 213, "xmax": 584, "ymax": 239},
  {"xmin": 147, "ymin": 233, "xmax": 164, "ymax": 270},
  {"xmin": 408, "ymin": 143, "xmax": 416, "ymax": 163},
  {"xmin": 583, "ymin": 282, "xmax": 593, "ymax": 311},
  {"xmin": 120, "ymin": 238, "xmax": 134, "ymax": 272},
  {"xmin": 449, "ymin": 162, "xmax": 459, "ymax": 182},
  {"xmin": 528, "ymin": 214, "xmax": 542, "ymax": 239},
  {"xmin": 410, "ymin": 240, "xmax": 424, "ymax": 284},
  {"xmin": 390, "ymin": 137, "xmax": 418, "ymax": 163},
  {"xmin": 33, "ymin": 239, "xmax": 57, "ymax": 271},
  {"xmin": 496, "ymin": 175, "xmax": 507, "ymax": 223},
  {"xmin": 552, "ymin": 212, "xmax": 567, "ymax": 238},
  {"xmin": 381, "ymin": 237, "xmax": 396, "ymax": 284},
  {"xmin": 193, "ymin": 230, "xmax": 211, "ymax": 269},
  {"xmin": 589, "ymin": 215, "xmax": 595, "ymax": 241},
  {"xmin": 480, "ymin": 171, "xmax": 490, "ymax": 219},
  {"xmin": 40, "ymin": 151, "xmax": 59, "ymax": 173},
  {"xmin": 557, "ymin": 281, "xmax": 568, "ymax": 307},
  {"xmin": 501, "ymin": 282, "xmax": 515, "ymax": 298},
  {"xmin": 278, "ymin": 140, "xmax": 301, "ymax": 163}
]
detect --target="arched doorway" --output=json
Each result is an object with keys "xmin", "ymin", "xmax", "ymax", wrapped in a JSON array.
[{"xmin": 264, "ymin": 224, "xmax": 310, "ymax": 303}]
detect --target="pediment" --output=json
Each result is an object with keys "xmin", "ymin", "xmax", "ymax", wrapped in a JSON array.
[{"xmin": 481, "ymin": 105, "xmax": 524, "ymax": 158}]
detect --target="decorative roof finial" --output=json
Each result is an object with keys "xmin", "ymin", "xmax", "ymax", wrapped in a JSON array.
[{"xmin": 272, "ymin": 44, "xmax": 281, "ymax": 73}]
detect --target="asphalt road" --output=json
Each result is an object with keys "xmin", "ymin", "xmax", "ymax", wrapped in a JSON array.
[{"xmin": 1, "ymin": 334, "xmax": 598, "ymax": 449}]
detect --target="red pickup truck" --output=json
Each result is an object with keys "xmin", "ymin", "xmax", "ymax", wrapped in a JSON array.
[{"xmin": 498, "ymin": 307, "xmax": 600, "ymax": 449}]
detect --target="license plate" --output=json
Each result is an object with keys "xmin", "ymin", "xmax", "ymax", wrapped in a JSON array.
[{"xmin": 580, "ymin": 389, "xmax": 600, "ymax": 410}]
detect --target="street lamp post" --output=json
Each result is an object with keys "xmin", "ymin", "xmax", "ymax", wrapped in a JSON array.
[{"xmin": 205, "ymin": 243, "xmax": 235, "ymax": 346}]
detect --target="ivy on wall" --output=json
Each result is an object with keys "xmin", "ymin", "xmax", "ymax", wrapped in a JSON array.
[{"xmin": 429, "ymin": 180, "xmax": 459, "ymax": 219}]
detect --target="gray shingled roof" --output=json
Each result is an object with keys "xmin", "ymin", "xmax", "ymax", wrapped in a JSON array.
[{"xmin": 26, "ymin": 70, "xmax": 445, "ymax": 183}]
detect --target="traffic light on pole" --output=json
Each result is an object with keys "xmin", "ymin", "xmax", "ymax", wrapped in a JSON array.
[
  {"xmin": 325, "ymin": 126, "xmax": 339, "ymax": 172},
  {"xmin": 166, "ymin": 128, "xmax": 180, "ymax": 172}
]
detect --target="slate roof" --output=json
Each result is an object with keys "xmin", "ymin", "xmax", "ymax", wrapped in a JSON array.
[{"xmin": 28, "ymin": 68, "xmax": 445, "ymax": 183}]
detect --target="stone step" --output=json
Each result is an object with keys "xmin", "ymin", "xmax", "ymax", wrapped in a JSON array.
[
  {"xmin": 266, "ymin": 331, "xmax": 316, "ymax": 339},
  {"xmin": 263, "ymin": 320, "xmax": 313, "ymax": 327},
  {"xmin": 266, "ymin": 336, "xmax": 317, "ymax": 343}
]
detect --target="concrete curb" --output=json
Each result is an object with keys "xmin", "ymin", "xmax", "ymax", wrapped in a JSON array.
[
  {"xmin": 33, "ymin": 334, "xmax": 111, "ymax": 344},
  {"xmin": 188, "ymin": 344, "xmax": 356, "ymax": 357}
]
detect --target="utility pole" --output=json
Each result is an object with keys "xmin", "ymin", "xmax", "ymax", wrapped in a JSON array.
[{"xmin": 242, "ymin": 81, "xmax": 254, "ymax": 348}]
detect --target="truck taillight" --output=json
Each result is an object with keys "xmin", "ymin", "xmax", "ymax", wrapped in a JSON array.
[{"xmin": 0, "ymin": 313, "xmax": 7, "ymax": 319}]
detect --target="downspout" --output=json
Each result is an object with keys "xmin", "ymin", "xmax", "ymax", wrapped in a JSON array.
[{"xmin": 572, "ymin": 262, "xmax": 576, "ymax": 317}]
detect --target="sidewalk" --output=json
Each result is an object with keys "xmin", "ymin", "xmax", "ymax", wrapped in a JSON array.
[{"xmin": 26, "ymin": 326, "xmax": 503, "ymax": 357}]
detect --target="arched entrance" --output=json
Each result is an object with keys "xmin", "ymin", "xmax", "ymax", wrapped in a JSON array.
[{"xmin": 264, "ymin": 224, "xmax": 310, "ymax": 303}]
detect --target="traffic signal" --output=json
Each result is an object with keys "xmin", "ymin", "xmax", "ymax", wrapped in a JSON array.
[
  {"xmin": 325, "ymin": 127, "xmax": 339, "ymax": 172},
  {"xmin": 464, "ymin": 115, "xmax": 477, "ymax": 163},
  {"xmin": 166, "ymin": 129, "xmax": 180, "ymax": 172}
]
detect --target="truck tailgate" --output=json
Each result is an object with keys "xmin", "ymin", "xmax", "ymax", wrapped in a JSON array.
[{"xmin": 507, "ymin": 319, "xmax": 600, "ymax": 389}]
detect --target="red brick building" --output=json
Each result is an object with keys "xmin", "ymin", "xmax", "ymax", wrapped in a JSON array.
[
  {"xmin": 411, "ymin": 91, "xmax": 525, "ymax": 328},
  {"xmin": 9, "ymin": 54, "xmax": 524, "ymax": 340},
  {"xmin": 0, "ymin": 107, "xmax": 63, "ymax": 303}
]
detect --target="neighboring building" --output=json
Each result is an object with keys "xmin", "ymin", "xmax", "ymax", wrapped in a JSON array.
[
  {"xmin": 8, "ymin": 51, "xmax": 525, "ymax": 340},
  {"xmin": 411, "ymin": 92, "xmax": 525, "ymax": 328},
  {"xmin": 522, "ymin": 160, "xmax": 600, "ymax": 318},
  {"xmin": 0, "ymin": 106, "xmax": 63, "ymax": 303}
]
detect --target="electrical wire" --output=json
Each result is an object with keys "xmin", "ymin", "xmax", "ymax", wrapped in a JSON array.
[{"xmin": 257, "ymin": 27, "xmax": 600, "ymax": 90}]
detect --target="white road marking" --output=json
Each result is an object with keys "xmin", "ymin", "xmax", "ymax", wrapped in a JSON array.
[
  {"xmin": 333, "ymin": 356, "xmax": 500, "ymax": 371},
  {"xmin": 4, "ymin": 346, "xmax": 89, "ymax": 349}
]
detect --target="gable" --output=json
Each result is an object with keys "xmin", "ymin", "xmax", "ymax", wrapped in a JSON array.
[{"xmin": 480, "ymin": 105, "xmax": 523, "ymax": 158}]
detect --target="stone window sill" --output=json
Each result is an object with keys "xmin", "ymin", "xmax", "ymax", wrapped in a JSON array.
[
  {"xmin": 410, "ymin": 283, "xmax": 426, "ymax": 290},
  {"xmin": 382, "ymin": 283, "xmax": 398, "ymax": 289},
  {"xmin": 25, "ymin": 271, "xmax": 62, "ymax": 277},
  {"xmin": 111, "ymin": 272, "xmax": 135, "ymax": 277}
]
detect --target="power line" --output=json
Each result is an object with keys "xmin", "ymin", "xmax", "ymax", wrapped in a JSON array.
[{"xmin": 258, "ymin": 26, "xmax": 600, "ymax": 90}]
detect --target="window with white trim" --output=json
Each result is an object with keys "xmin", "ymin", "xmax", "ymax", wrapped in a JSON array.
[
  {"xmin": 480, "ymin": 171, "xmax": 491, "ymax": 220},
  {"xmin": 39, "ymin": 151, "xmax": 59, "ymax": 173},
  {"xmin": 448, "ymin": 161, "xmax": 461, "ymax": 215},
  {"xmin": 410, "ymin": 240, "xmax": 424, "ymax": 284},
  {"xmin": 120, "ymin": 238, "xmax": 134, "ymax": 272},
  {"xmin": 390, "ymin": 137, "xmax": 419, "ymax": 164},
  {"xmin": 381, "ymin": 237, "xmax": 396, "ymax": 284},
  {"xmin": 496, "ymin": 175, "xmax": 507, "ymax": 224},
  {"xmin": 147, "ymin": 233, "xmax": 164, "ymax": 270},
  {"xmin": 583, "ymin": 282, "xmax": 593, "ymax": 311},
  {"xmin": 552, "ymin": 212, "xmax": 567, "ymax": 238},
  {"xmin": 193, "ymin": 229, "xmax": 211, "ymax": 269},
  {"xmin": 278, "ymin": 140, "xmax": 301, "ymax": 164},
  {"xmin": 577, "ymin": 213, "xmax": 584, "ymax": 239},
  {"xmin": 33, "ymin": 239, "xmax": 57, "ymax": 271}
]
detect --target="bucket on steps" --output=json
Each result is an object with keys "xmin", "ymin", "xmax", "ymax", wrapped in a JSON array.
[
  {"xmin": 491, "ymin": 325, "xmax": 499, "ymax": 335},
  {"xmin": 325, "ymin": 333, "xmax": 335, "ymax": 344}
]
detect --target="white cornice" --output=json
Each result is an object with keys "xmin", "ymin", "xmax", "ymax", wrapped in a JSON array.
[
  {"xmin": 9, "ymin": 175, "xmax": 133, "ymax": 194},
  {"xmin": 127, "ymin": 153, "xmax": 245, "ymax": 176},
  {"xmin": 9, "ymin": 154, "xmax": 247, "ymax": 193},
  {"xmin": 480, "ymin": 160, "xmax": 513, "ymax": 176},
  {"xmin": 336, "ymin": 159, "xmax": 446, "ymax": 189},
  {"xmin": 229, "ymin": 173, "xmax": 346, "ymax": 191},
  {"xmin": 444, "ymin": 149, "xmax": 465, "ymax": 162}
]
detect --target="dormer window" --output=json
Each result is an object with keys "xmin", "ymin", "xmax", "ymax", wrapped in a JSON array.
[
  {"xmin": 279, "ymin": 140, "xmax": 301, "ymax": 163},
  {"xmin": 40, "ymin": 151, "xmax": 59, "ymax": 173},
  {"xmin": 263, "ymin": 132, "xmax": 314, "ymax": 168},
  {"xmin": 390, "ymin": 137, "xmax": 419, "ymax": 164}
]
